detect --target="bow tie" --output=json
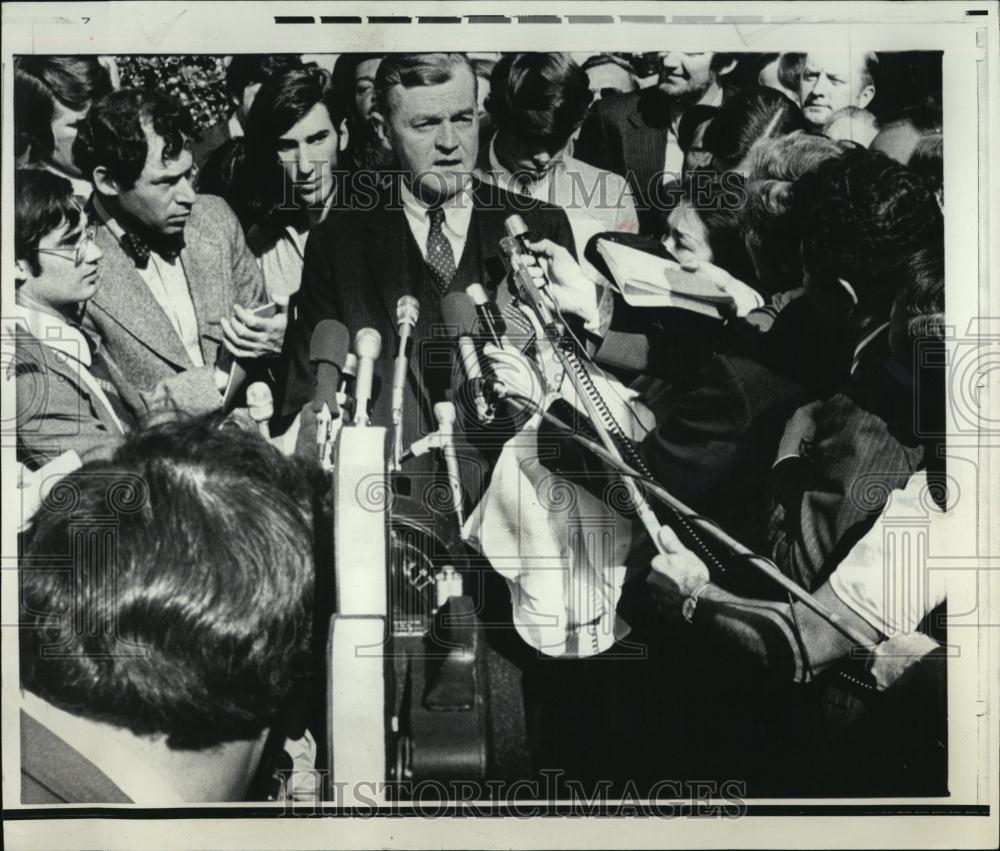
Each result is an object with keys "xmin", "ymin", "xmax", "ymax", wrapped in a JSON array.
[{"xmin": 120, "ymin": 231, "xmax": 183, "ymax": 269}]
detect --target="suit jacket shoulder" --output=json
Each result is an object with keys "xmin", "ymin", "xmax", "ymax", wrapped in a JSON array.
[{"xmin": 20, "ymin": 709, "xmax": 132, "ymax": 804}]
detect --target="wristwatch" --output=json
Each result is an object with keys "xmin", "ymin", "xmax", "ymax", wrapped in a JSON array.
[{"xmin": 682, "ymin": 581, "xmax": 712, "ymax": 624}]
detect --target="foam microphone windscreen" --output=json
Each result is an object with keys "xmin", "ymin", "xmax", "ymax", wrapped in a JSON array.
[{"xmin": 440, "ymin": 292, "xmax": 480, "ymax": 339}]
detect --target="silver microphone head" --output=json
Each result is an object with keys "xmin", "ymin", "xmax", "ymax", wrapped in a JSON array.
[
  {"xmin": 354, "ymin": 327, "xmax": 383, "ymax": 359},
  {"xmin": 465, "ymin": 283, "xmax": 489, "ymax": 306},
  {"xmin": 433, "ymin": 400, "xmax": 457, "ymax": 428},
  {"xmin": 246, "ymin": 381, "xmax": 273, "ymax": 421},
  {"xmin": 396, "ymin": 295, "xmax": 420, "ymax": 329},
  {"xmin": 342, "ymin": 352, "xmax": 359, "ymax": 378},
  {"xmin": 504, "ymin": 214, "xmax": 528, "ymax": 239}
]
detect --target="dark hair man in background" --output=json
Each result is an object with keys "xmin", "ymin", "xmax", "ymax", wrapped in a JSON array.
[
  {"xmin": 574, "ymin": 50, "xmax": 738, "ymax": 235},
  {"xmin": 14, "ymin": 56, "xmax": 113, "ymax": 198},
  {"xmin": 74, "ymin": 89, "xmax": 282, "ymax": 416},
  {"xmin": 244, "ymin": 66, "xmax": 351, "ymax": 304},
  {"xmin": 478, "ymin": 52, "xmax": 638, "ymax": 274},
  {"xmin": 19, "ymin": 418, "xmax": 320, "ymax": 803},
  {"xmin": 581, "ymin": 53, "xmax": 638, "ymax": 103}
]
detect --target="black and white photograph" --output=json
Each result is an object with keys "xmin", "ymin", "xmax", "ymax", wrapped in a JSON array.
[{"xmin": 1, "ymin": 2, "xmax": 997, "ymax": 849}]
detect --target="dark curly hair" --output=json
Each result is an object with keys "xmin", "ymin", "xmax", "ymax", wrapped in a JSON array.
[
  {"xmin": 15, "ymin": 167, "xmax": 84, "ymax": 278},
  {"xmin": 796, "ymin": 149, "xmax": 943, "ymax": 321},
  {"xmin": 702, "ymin": 85, "xmax": 809, "ymax": 171},
  {"xmin": 20, "ymin": 415, "xmax": 323, "ymax": 750},
  {"xmin": 487, "ymin": 52, "xmax": 592, "ymax": 142},
  {"xmin": 14, "ymin": 56, "xmax": 112, "ymax": 163},
  {"xmin": 74, "ymin": 88, "xmax": 194, "ymax": 190}
]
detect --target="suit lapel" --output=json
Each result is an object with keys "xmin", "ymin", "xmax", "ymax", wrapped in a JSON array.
[
  {"xmin": 90, "ymin": 225, "xmax": 193, "ymax": 369},
  {"xmin": 180, "ymin": 229, "xmax": 227, "ymax": 363}
]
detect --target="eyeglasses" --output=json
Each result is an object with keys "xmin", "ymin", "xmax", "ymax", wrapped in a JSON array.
[{"xmin": 35, "ymin": 224, "xmax": 98, "ymax": 267}]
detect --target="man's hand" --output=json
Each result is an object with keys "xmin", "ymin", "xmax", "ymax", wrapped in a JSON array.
[
  {"xmin": 482, "ymin": 343, "xmax": 548, "ymax": 411},
  {"xmin": 776, "ymin": 400, "xmax": 824, "ymax": 462},
  {"xmin": 679, "ymin": 258, "xmax": 764, "ymax": 319},
  {"xmin": 526, "ymin": 238, "xmax": 602, "ymax": 327},
  {"xmin": 648, "ymin": 525, "xmax": 711, "ymax": 615},
  {"xmin": 220, "ymin": 297, "xmax": 288, "ymax": 359}
]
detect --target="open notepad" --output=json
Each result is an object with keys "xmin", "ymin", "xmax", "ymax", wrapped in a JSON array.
[{"xmin": 595, "ymin": 238, "xmax": 735, "ymax": 320}]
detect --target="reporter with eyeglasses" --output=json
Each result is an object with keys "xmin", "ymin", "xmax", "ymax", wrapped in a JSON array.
[{"xmin": 7, "ymin": 168, "xmax": 142, "ymax": 469}]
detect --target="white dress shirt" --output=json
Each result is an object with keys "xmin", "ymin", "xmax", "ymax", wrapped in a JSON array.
[
  {"xmin": 663, "ymin": 86, "xmax": 725, "ymax": 182},
  {"xmin": 400, "ymin": 179, "xmax": 474, "ymax": 265},
  {"xmin": 93, "ymin": 196, "xmax": 205, "ymax": 367}
]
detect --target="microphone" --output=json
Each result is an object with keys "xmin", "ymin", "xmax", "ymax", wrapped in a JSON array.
[
  {"xmin": 465, "ymin": 282, "xmax": 506, "ymax": 348},
  {"xmin": 501, "ymin": 216, "xmax": 562, "ymax": 336},
  {"xmin": 433, "ymin": 401, "xmax": 466, "ymax": 537},
  {"xmin": 391, "ymin": 296, "xmax": 420, "ymax": 469},
  {"xmin": 352, "ymin": 328, "xmax": 382, "ymax": 427},
  {"xmin": 246, "ymin": 382, "xmax": 273, "ymax": 440},
  {"xmin": 310, "ymin": 320, "xmax": 351, "ymax": 420},
  {"xmin": 310, "ymin": 321, "xmax": 351, "ymax": 465},
  {"xmin": 441, "ymin": 292, "xmax": 492, "ymax": 423}
]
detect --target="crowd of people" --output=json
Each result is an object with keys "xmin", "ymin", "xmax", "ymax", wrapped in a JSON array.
[{"xmin": 9, "ymin": 49, "xmax": 946, "ymax": 803}]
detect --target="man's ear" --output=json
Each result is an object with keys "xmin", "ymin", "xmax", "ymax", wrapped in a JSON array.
[
  {"xmin": 715, "ymin": 57, "xmax": 738, "ymax": 79},
  {"xmin": 837, "ymin": 277, "xmax": 860, "ymax": 308},
  {"xmin": 337, "ymin": 117, "xmax": 350, "ymax": 154},
  {"xmin": 857, "ymin": 84, "xmax": 876, "ymax": 110},
  {"xmin": 371, "ymin": 110, "xmax": 390, "ymax": 149},
  {"xmin": 14, "ymin": 258, "xmax": 31, "ymax": 284},
  {"xmin": 92, "ymin": 165, "xmax": 120, "ymax": 198}
]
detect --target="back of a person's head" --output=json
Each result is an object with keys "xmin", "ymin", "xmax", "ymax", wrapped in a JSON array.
[
  {"xmin": 777, "ymin": 53, "xmax": 806, "ymax": 92},
  {"xmin": 74, "ymin": 88, "xmax": 194, "ymax": 190},
  {"xmin": 487, "ymin": 52, "xmax": 592, "ymax": 141},
  {"xmin": 225, "ymin": 54, "xmax": 304, "ymax": 100},
  {"xmin": 15, "ymin": 167, "xmax": 84, "ymax": 278},
  {"xmin": 879, "ymin": 102, "xmax": 943, "ymax": 135},
  {"xmin": 14, "ymin": 56, "xmax": 112, "ymax": 162},
  {"xmin": 702, "ymin": 85, "xmax": 808, "ymax": 170},
  {"xmin": 20, "ymin": 416, "xmax": 322, "ymax": 750},
  {"xmin": 797, "ymin": 149, "xmax": 943, "ymax": 319},
  {"xmin": 908, "ymin": 132, "xmax": 944, "ymax": 201},
  {"xmin": 741, "ymin": 132, "xmax": 853, "ymax": 287}
]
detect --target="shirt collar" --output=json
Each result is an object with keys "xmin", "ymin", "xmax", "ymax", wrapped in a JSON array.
[
  {"xmin": 227, "ymin": 112, "xmax": 245, "ymax": 140},
  {"xmin": 92, "ymin": 193, "xmax": 127, "ymax": 243},
  {"xmin": 11, "ymin": 302, "xmax": 92, "ymax": 368},
  {"xmin": 851, "ymin": 321, "xmax": 891, "ymax": 375},
  {"xmin": 399, "ymin": 177, "xmax": 474, "ymax": 235}
]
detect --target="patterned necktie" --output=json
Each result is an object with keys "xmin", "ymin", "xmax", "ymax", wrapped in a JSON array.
[{"xmin": 425, "ymin": 207, "xmax": 457, "ymax": 293}]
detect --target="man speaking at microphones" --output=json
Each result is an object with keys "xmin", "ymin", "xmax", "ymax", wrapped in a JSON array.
[{"xmin": 276, "ymin": 53, "xmax": 575, "ymax": 508}]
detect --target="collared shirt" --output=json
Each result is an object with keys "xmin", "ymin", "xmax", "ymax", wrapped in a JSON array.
[
  {"xmin": 400, "ymin": 179, "xmax": 474, "ymax": 265},
  {"xmin": 851, "ymin": 321, "xmax": 891, "ymax": 375},
  {"xmin": 227, "ymin": 112, "xmax": 244, "ymax": 140},
  {"xmin": 248, "ymin": 195, "xmax": 336, "ymax": 302},
  {"xmin": 93, "ymin": 196, "xmax": 205, "ymax": 368},
  {"xmin": 7, "ymin": 302, "xmax": 126, "ymax": 435},
  {"xmin": 663, "ymin": 86, "xmax": 724, "ymax": 182},
  {"xmin": 20, "ymin": 689, "xmax": 184, "ymax": 805}
]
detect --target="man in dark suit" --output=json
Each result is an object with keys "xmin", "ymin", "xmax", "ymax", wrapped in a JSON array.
[
  {"xmin": 573, "ymin": 51, "xmax": 738, "ymax": 236},
  {"xmin": 277, "ymin": 53, "xmax": 576, "ymax": 508},
  {"xmin": 73, "ymin": 88, "xmax": 284, "ymax": 416}
]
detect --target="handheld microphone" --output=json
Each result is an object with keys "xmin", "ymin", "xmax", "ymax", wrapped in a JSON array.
[
  {"xmin": 465, "ymin": 283, "xmax": 506, "ymax": 348},
  {"xmin": 500, "ymin": 217, "xmax": 562, "ymax": 335},
  {"xmin": 391, "ymin": 296, "xmax": 420, "ymax": 469},
  {"xmin": 441, "ymin": 292, "xmax": 492, "ymax": 423},
  {"xmin": 433, "ymin": 401, "xmax": 466, "ymax": 537},
  {"xmin": 246, "ymin": 382, "xmax": 273, "ymax": 440},
  {"xmin": 310, "ymin": 320, "xmax": 351, "ymax": 420},
  {"xmin": 352, "ymin": 328, "xmax": 382, "ymax": 427}
]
